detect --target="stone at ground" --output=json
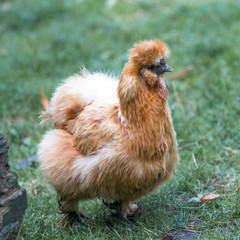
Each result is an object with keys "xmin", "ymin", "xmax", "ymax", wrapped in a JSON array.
[
  {"xmin": 0, "ymin": 134, "xmax": 28, "ymax": 240},
  {"xmin": 172, "ymin": 230, "xmax": 197, "ymax": 240},
  {"xmin": 164, "ymin": 230, "xmax": 198, "ymax": 240}
]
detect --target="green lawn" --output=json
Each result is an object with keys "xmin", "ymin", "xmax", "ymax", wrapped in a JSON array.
[{"xmin": 0, "ymin": 0, "xmax": 240, "ymax": 239}]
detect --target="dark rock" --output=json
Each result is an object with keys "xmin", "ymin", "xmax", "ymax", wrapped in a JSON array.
[
  {"xmin": 0, "ymin": 134, "xmax": 28, "ymax": 240},
  {"xmin": 164, "ymin": 230, "xmax": 198, "ymax": 240},
  {"xmin": 172, "ymin": 230, "xmax": 197, "ymax": 240}
]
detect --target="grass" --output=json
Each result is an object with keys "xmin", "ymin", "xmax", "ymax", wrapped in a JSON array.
[{"xmin": 0, "ymin": 0, "xmax": 240, "ymax": 239}]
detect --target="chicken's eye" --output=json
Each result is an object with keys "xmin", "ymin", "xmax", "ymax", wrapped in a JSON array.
[
  {"xmin": 143, "ymin": 65, "xmax": 154, "ymax": 70},
  {"xmin": 160, "ymin": 59, "xmax": 166, "ymax": 65}
]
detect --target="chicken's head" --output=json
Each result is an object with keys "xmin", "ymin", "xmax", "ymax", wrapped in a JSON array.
[{"xmin": 128, "ymin": 39, "xmax": 172, "ymax": 87}]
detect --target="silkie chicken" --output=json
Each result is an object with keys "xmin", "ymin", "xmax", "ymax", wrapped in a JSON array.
[{"xmin": 38, "ymin": 39, "xmax": 179, "ymax": 226}]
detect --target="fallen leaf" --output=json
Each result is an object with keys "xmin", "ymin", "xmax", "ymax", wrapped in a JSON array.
[
  {"xmin": 178, "ymin": 193, "xmax": 186, "ymax": 201},
  {"xmin": 0, "ymin": 117, "xmax": 24, "ymax": 123},
  {"xmin": 168, "ymin": 65, "xmax": 194, "ymax": 81},
  {"xmin": 40, "ymin": 91, "xmax": 49, "ymax": 110},
  {"xmin": 225, "ymin": 174, "xmax": 231, "ymax": 181},
  {"xmin": 200, "ymin": 193, "xmax": 220, "ymax": 204},
  {"xmin": 178, "ymin": 142, "xmax": 197, "ymax": 151}
]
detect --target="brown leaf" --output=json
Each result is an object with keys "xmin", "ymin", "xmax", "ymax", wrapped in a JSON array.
[
  {"xmin": 40, "ymin": 91, "xmax": 49, "ymax": 111},
  {"xmin": 225, "ymin": 174, "xmax": 231, "ymax": 181},
  {"xmin": 168, "ymin": 65, "xmax": 194, "ymax": 81},
  {"xmin": 200, "ymin": 193, "xmax": 220, "ymax": 204},
  {"xmin": 0, "ymin": 117, "xmax": 24, "ymax": 123}
]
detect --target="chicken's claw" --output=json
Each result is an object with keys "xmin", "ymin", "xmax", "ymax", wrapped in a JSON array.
[
  {"xmin": 75, "ymin": 212, "xmax": 86, "ymax": 225},
  {"xmin": 59, "ymin": 211, "xmax": 86, "ymax": 227},
  {"xmin": 79, "ymin": 212, "xmax": 89, "ymax": 219}
]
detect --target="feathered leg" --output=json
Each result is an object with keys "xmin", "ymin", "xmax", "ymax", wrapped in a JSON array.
[
  {"xmin": 103, "ymin": 200, "xmax": 141, "ymax": 222},
  {"xmin": 58, "ymin": 197, "xmax": 88, "ymax": 227}
]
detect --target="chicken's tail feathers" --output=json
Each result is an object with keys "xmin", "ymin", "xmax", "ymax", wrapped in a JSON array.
[
  {"xmin": 41, "ymin": 70, "xmax": 118, "ymax": 130},
  {"xmin": 38, "ymin": 129, "xmax": 79, "ymax": 189},
  {"xmin": 39, "ymin": 110, "xmax": 53, "ymax": 125}
]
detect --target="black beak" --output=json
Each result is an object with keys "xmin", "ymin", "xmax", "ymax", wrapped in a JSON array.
[
  {"xmin": 142, "ymin": 63, "xmax": 173, "ymax": 75},
  {"xmin": 154, "ymin": 64, "xmax": 173, "ymax": 74}
]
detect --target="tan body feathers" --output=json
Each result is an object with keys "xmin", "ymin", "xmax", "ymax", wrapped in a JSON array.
[{"xmin": 38, "ymin": 40, "xmax": 178, "ymax": 224}]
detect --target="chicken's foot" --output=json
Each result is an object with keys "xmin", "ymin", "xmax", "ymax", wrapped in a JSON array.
[
  {"xmin": 59, "ymin": 211, "xmax": 86, "ymax": 227},
  {"xmin": 57, "ymin": 197, "xmax": 88, "ymax": 227},
  {"xmin": 103, "ymin": 199, "xmax": 141, "ymax": 222}
]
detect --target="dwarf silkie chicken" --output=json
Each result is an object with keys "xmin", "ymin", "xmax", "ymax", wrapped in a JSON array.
[{"xmin": 38, "ymin": 39, "xmax": 179, "ymax": 226}]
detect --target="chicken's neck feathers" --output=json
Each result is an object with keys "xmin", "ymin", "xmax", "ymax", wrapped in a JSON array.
[
  {"xmin": 117, "ymin": 70, "xmax": 169, "ymax": 128},
  {"xmin": 117, "ymin": 68, "xmax": 172, "ymax": 160}
]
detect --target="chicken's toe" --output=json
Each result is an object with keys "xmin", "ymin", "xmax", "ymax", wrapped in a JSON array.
[
  {"xmin": 79, "ymin": 212, "xmax": 89, "ymax": 219},
  {"xmin": 59, "ymin": 211, "xmax": 86, "ymax": 227},
  {"xmin": 75, "ymin": 213, "xmax": 86, "ymax": 226}
]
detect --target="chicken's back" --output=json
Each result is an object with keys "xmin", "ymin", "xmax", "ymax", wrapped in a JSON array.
[{"xmin": 42, "ymin": 71, "xmax": 119, "ymax": 129}]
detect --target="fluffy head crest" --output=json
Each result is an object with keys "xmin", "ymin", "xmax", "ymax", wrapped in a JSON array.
[{"xmin": 129, "ymin": 39, "xmax": 170, "ymax": 66}]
